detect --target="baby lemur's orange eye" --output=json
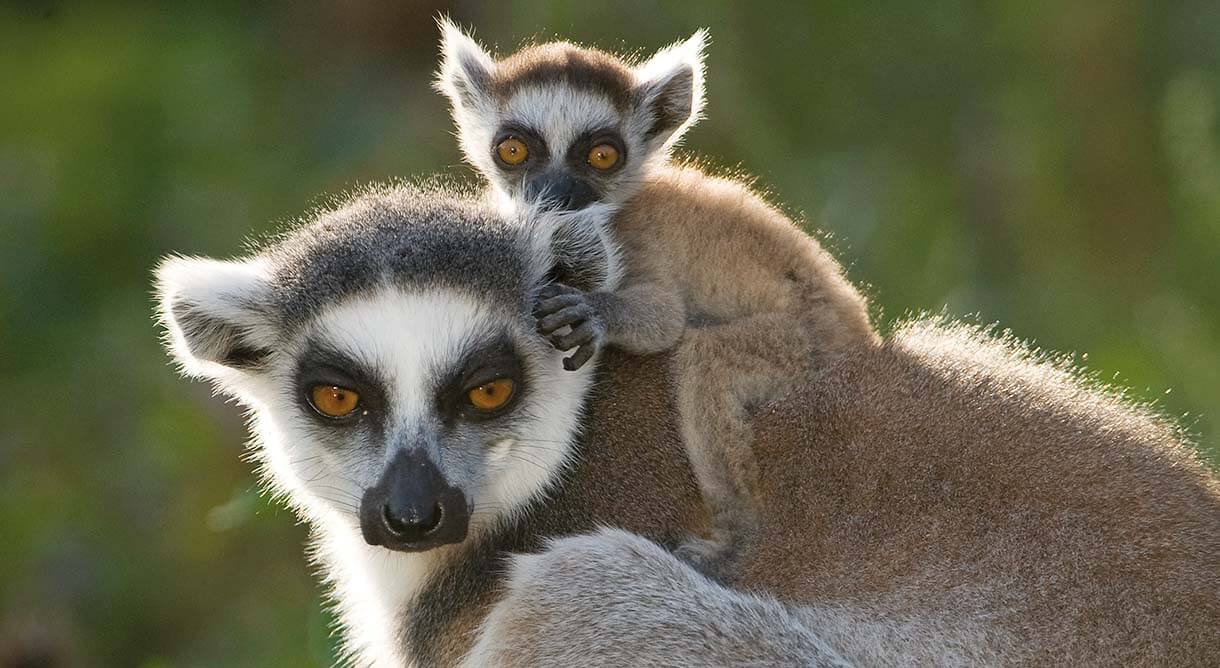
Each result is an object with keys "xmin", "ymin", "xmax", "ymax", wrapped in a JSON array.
[
  {"xmin": 587, "ymin": 143, "xmax": 620, "ymax": 170},
  {"xmin": 310, "ymin": 385, "xmax": 361, "ymax": 418},
  {"xmin": 467, "ymin": 378, "xmax": 515, "ymax": 412},
  {"xmin": 496, "ymin": 138, "xmax": 529, "ymax": 166}
]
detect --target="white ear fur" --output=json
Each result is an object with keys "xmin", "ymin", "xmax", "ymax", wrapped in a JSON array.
[
  {"xmin": 155, "ymin": 255, "xmax": 277, "ymax": 379},
  {"xmin": 633, "ymin": 30, "xmax": 708, "ymax": 148},
  {"xmin": 434, "ymin": 17, "xmax": 497, "ymax": 113}
]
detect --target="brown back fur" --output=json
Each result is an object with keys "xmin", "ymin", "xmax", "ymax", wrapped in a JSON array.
[
  {"xmin": 737, "ymin": 320, "xmax": 1220, "ymax": 664},
  {"xmin": 600, "ymin": 161, "xmax": 879, "ymax": 571},
  {"xmin": 416, "ymin": 318, "xmax": 1220, "ymax": 664}
]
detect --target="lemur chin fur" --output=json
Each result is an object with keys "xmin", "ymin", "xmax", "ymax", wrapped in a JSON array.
[{"xmin": 437, "ymin": 20, "xmax": 879, "ymax": 579}]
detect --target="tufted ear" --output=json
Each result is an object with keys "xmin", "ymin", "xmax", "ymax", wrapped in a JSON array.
[
  {"xmin": 434, "ymin": 17, "xmax": 497, "ymax": 115},
  {"xmin": 633, "ymin": 30, "xmax": 708, "ymax": 148},
  {"xmin": 155, "ymin": 255, "xmax": 278, "ymax": 379}
]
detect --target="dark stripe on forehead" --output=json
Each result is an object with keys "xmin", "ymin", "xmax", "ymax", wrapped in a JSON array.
[
  {"xmin": 261, "ymin": 185, "xmax": 535, "ymax": 333},
  {"xmin": 493, "ymin": 42, "xmax": 635, "ymax": 109}
]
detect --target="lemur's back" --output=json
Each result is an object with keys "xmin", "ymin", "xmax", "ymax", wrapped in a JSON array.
[
  {"xmin": 739, "ymin": 321, "xmax": 1220, "ymax": 664},
  {"xmin": 466, "ymin": 318, "xmax": 1220, "ymax": 666},
  {"xmin": 616, "ymin": 163, "xmax": 876, "ymax": 350}
]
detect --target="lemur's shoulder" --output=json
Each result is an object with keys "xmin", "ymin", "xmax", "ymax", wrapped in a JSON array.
[
  {"xmin": 612, "ymin": 162, "xmax": 853, "ymax": 293},
  {"xmin": 617, "ymin": 162, "xmax": 800, "ymax": 244},
  {"xmin": 629, "ymin": 162, "xmax": 779, "ymax": 212}
]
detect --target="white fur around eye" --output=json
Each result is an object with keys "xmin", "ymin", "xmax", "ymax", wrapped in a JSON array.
[{"xmin": 503, "ymin": 86, "xmax": 621, "ymax": 155}]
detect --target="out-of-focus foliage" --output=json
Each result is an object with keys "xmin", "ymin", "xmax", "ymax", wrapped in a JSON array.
[{"xmin": 2, "ymin": 1, "xmax": 1216, "ymax": 665}]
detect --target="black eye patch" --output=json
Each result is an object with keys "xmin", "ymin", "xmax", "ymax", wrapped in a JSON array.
[
  {"xmin": 294, "ymin": 341, "xmax": 388, "ymax": 427},
  {"xmin": 492, "ymin": 124, "xmax": 550, "ymax": 168},
  {"xmin": 565, "ymin": 128, "xmax": 627, "ymax": 174},
  {"xmin": 434, "ymin": 333, "xmax": 527, "ymax": 425}
]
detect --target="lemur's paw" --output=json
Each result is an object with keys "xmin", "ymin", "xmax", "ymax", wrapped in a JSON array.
[{"xmin": 532, "ymin": 283, "xmax": 606, "ymax": 371}]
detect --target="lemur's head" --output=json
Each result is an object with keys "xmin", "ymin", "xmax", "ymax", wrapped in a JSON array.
[
  {"xmin": 156, "ymin": 186, "xmax": 613, "ymax": 553},
  {"xmin": 436, "ymin": 20, "xmax": 707, "ymax": 212}
]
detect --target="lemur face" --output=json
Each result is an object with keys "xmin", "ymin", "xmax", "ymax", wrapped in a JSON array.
[
  {"xmin": 437, "ymin": 22, "xmax": 707, "ymax": 212},
  {"xmin": 156, "ymin": 188, "xmax": 598, "ymax": 553},
  {"xmin": 276, "ymin": 288, "xmax": 579, "ymax": 552}
]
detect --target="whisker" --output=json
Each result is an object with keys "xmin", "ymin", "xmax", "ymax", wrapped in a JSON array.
[
  {"xmin": 314, "ymin": 497, "xmax": 359, "ymax": 514},
  {"xmin": 504, "ymin": 453, "xmax": 550, "ymax": 471},
  {"xmin": 510, "ymin": 444, "xmax": 565, "ymax": 453}
]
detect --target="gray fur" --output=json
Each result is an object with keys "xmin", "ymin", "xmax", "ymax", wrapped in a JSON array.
[
  {"xmin": 466, "ymin": 528, "xmax": 851, "ymax": 668},
  {"xmin": 164, "ymin": 182, "xmax": 620, "ymax": 363},
  {"xmin": 157, "ymin": 182, "xmax": 1220, "ymax": 666},
  {"xmin": 470, "ymin": 527, "xmax": 1020, "ymax": 667},
  {"xmin": 542, "ymin": 206, "xmax": 624, "ymax": 293},
  {"xmin": 588, "ymin": 282, "xmax": 686, "ymax": 354},
  {"xmin": 263, "ymin": 184, "xmax": 538, "ymax": 332}
]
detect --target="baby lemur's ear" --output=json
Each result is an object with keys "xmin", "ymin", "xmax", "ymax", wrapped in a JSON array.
[
  {"xmin": 633, "ymin": 30, "xmax": 708, "ymax": 147},
  {"xmin": 435, "ymin": 17, "xmax": 496, "ymax": 114},
  {"xmin": 155, "ymin": 256, "xmax": 278, "ymax": 380}
]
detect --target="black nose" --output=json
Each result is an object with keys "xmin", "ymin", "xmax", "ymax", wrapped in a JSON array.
[
  {"xmin": 380, "ymin": 499, "xmax": 443, "ymax": 543},
  {"xmin": 525, "ymin": 173, "xmax": 597, "ymax": 211},
  {"xmin": 359, "ymin": 450, "xmax": 470, "ymax": 552}
]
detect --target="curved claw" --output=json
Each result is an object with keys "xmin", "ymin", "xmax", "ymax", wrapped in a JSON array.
[{"xmin": 563, "ymin": 343, "xmax": 597, "ymax": 371}]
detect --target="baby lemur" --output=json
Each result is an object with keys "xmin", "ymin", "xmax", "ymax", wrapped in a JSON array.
[{"xmin": 437, "ymin": 22, "xmax": 876, "ymax": 574}]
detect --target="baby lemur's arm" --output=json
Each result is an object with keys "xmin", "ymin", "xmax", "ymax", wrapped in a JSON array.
[{"xmin": 534, "ymin": 280, "xmax": 684, "ymax": 370}]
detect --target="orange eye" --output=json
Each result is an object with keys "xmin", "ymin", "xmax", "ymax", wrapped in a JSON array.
[
  {"xmin": 587, "ymin": 143, "xmax": 620, "ymax": 170},
  {"xmin": 310, "ymin": 385, "xmax": 361, "ymax": 418},
  {"xmin": 496, "ymin": 138, "xmax": 529, "ymax": 166},
  {"xmin": 467, "ymin": 378, "xmax": 516, "ymax": 412}
]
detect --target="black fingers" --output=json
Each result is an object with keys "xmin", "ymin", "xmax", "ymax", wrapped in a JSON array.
[
  {"xmin": 537, "ymin": 304, "xmax": 594, "ymax": 335},
  {"xmin": 533, "ymin": 282, "xmax": 601, "ymax": 371},
  {"xmin": 551, "ymin": 321, "xmax": 597, "ymax": 351},
  {"xmin": 533, "ymin": 293, "xmax": 583, "ymax": 320},
  {"xmin": 533, "ymin": 283, "xmax": 580, "ymax": 303}
]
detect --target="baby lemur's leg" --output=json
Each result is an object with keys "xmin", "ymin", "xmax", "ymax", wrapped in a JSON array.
[
  {"xmin": 672, "ymin": 311, "xmax": 817, "ymax": 579},
  {"xmin": 464, "ymin": 528, "xmax": 850, "ymax": 668}
]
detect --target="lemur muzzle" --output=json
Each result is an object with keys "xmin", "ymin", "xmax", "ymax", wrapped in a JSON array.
[{"xmin": 359, "ymin": 450, "xmax": 470, "ymax": 552}]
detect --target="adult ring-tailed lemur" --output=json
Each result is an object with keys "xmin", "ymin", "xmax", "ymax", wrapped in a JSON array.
[{"xmin": 156, "ymin": 182, "xmax": 1220, "ymax": 666}]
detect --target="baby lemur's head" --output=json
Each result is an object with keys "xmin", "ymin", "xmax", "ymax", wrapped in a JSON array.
[{"xmin": 436, "ymin": 20, "xmax": 706, "ymax": 212}]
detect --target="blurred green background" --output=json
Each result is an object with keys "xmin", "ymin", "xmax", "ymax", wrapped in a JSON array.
[{"xmin": 2, "ymin": 1, "xmax": 1217, "ymax": 665}]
